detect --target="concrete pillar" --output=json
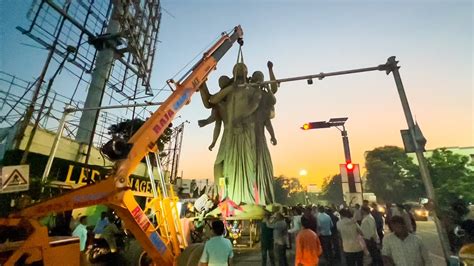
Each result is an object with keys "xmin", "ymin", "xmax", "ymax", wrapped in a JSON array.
[{"xmin": 75, "ymin": 2, "xmax": 123, "ymax": 144}]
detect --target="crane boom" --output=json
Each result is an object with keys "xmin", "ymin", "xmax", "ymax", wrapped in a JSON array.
[{"xmin": 2, "ymin": 26, "xmax": 243, "ymax": 266}]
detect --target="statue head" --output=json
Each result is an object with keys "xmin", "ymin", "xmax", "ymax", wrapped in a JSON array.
[
  {"xmin": 251, "ymin": 71, "xmax": 264, "ymax": 83},
  {"xmin": 218, "ymin": 75, "xmax": 232, "ymax": 89},
  {"xmin": 232, "ymin": 63, "xmax": 248, "ymax": 81}
]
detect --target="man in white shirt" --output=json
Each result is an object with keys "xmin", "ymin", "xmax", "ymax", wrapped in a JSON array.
[
  {"xmin": 337, "ymin": 209, "xmax": 364, "ymax": 266},
  {"xmin": 382, "ymin": 216, "xmax": 432, "ymax": 266},
  {"xmin": 361, "ymin": 206, "xmax": 382, "ymax": 266}
]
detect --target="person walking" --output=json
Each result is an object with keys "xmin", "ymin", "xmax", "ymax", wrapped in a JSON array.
[
  {"xmin": 261, "ymin": 211, "xmax": 275, "ymax": 266},
  {"xmin": 317, "ymin": 206, "xmax": 334, "ymax": 264},
  {"xmin": 361, "ymin": 206, "xmax": 383, "ymax": 266},
  {"xmin": 199, "ymin": 220, "xmax": 234, "ymax": 266},
  {"xmin": 382, "ymin": 216, "xmax": 432, "ymax": 266},
  {"xmin": 271, "ymin": 212, "xmax": 289, "ymax": 266},
  {"xmin": 337, "ymin": 209, "xmax": 364, "ymax": 266},
  {"xmin": 295, "ymin": 215, "xmax": 323, "ymax": 266}
]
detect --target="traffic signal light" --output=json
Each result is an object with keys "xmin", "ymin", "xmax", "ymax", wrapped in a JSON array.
[
  {"xmin": 300, "ymin": 121, "xmax": 331, "ymax": 130},
  {"xmin": 346, "ymin": 162, "xmax": 354, "ymax": 171}
]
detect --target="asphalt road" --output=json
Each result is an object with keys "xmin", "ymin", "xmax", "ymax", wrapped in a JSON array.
[
  {"xmin": 416, "ymin": 220, "xmax": 445, "ymax": 265},
  {"xmin": 233, "ymin": 220, "xmax": 446, "ymax": 266}
]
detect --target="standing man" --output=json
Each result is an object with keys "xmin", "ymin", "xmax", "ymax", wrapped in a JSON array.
[
  {"xmin": 361, "ymin": 206, "xmax": 383, "ymax": 266},
  {"xmin": 288, "ymin": 208, "xmax": 302, "ymax": 250},
  {"xmin": 199, "ymin": 220, "xmax": 234, "ymax": 266},
  {"xmin": 370, "ymin": 202, "xmax": 385, "ymax": 242},
  {"xmin": 271, "ymin": 212, "xmax": 289, "ymax": 266},
  {"xmin": 317, "ymin": 206, "xmax": 334, "ymax": 264},
  {"xmin": 93, "ymin": 211, "xmax": 109, "ymax": 238},
  {"xmin": 382, "ymin": 216, "xmax": 432, "ymax": 266},
  {"xmin": 72, "ymin": 216, "xmax": 88, "ymax": 252},
  {"xmin": 337, "ymin": 209, "xmax": 364, "ymax": 266},
  {"xmin": 261, "ymin": 211, "xmax": 275, "ymax": 266},
  {"xmin": 295, "ymin": 215, "xmax": 322, "ymax": 266}
]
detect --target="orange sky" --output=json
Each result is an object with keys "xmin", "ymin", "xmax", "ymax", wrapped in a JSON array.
[
  {"xmin": 161, "ymin": 2, "xmax": 473, "ymax": 188},
  {"xmin": 3, "ymin": 1, "xmax": 472, "ymax": 188}
]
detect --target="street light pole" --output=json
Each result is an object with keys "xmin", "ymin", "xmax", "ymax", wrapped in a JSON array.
[
  {"xmin": 340, "ymin": 126, "xmax": 352, "ymax": 163},
  {"xmin": 386, "ymin": 56, "xmax": 451, "ymax": 262}
]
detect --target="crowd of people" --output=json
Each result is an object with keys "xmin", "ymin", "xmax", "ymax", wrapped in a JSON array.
[
  {"xmin": 62, "ymin": 199, "xmax": 432, "ymax": 266},
  {"xmin": 253, "ymin": 200, "xmax": 432, "ymax": 266}
]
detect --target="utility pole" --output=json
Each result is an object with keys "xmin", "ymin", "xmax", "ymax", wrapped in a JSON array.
[{"xmin": 385, "ymin": 56, "xmax": 451, "ymax": 262}]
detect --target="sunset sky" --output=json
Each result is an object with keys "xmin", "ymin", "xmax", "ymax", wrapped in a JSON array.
[{"xmin": 1, "ymin": 0, "xmax": 472, "ymax": 187}]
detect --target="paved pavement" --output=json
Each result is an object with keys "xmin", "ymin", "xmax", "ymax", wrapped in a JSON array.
[{"xmin": 234, "ymin": 220, "xmax": 446, "ymax": 266}]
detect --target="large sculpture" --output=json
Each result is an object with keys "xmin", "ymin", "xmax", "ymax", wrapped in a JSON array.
[{"xmin": 199, "ymin": 61, "xmax": 278, "ymax": 205}]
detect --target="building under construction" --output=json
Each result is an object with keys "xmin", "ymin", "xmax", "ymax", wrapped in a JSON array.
[{"xmin": 0, "ymin": 0, "xmax": 188, "ymax": 211}]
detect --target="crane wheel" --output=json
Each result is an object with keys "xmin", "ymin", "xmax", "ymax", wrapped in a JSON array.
[
  {"xmin": 124, "ymin": 239, "xmax": 152, "ymax": 266},
  {"xmin": 177, "ymin": 243, "xmax": 204, "ymax": 266}
]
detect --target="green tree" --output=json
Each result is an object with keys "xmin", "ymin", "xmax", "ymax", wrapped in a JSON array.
[
  {"xmin": 365, "ymin": 146, "xmax": 424, "ymax": 203},
  {"xmin": 427, "ymin": 148, "xmax": 474, "ymax": 212},
  {"xmin": 273, "ymin": 175, "xmax": 306, "ymax": 205},
  {"xmin": 107, "ymin": 118, "xmax": 173, "ymax": 151},
  {"xmin": 320, "ymin": 174, "xmax": 344, "ymax": 205}
]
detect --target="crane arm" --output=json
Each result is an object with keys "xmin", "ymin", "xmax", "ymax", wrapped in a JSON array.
[
  {"xmin": 9, "ymin": 26, "xmax": 243, "ymax": 265},
  {"xmin": 115, "ymin": 25, "xmax": 243, "ymax": 184}
]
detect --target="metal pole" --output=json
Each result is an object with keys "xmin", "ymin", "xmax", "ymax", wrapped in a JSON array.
[
  {"xmin": 242, "ymin": 66, "xmax": 382, "ymax": 87},
  {"xmin": 341, "ymin": 127, "xmax": 352, "ymax": 162},
  {"xmin": 387, "ymin": 56, "xmax": 451, "ymax": 261},
  {"xmin": 41, "ymin": 108, "xmax": 70, "ymax": 186},
  {"xmin": 145, "ymin": 155, "xmax": 158, "ymax": 198},
  {"xmin": 20, "ymin": 47, "xmax": 74, "ymax": 164}
]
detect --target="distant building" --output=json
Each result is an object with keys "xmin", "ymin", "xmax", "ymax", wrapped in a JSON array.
[
  {"xmin": 175, "ymin": 178, "xmax": 213, "ymax": 198},
  {"xmin": 408, "ymin": 146, "xmax": 474, "ymax": 170}
]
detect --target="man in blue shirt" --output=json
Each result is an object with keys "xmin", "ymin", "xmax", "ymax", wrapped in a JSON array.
[
  {"xmin": 317, "ymin": 206, "xmax": 334, "ymax": 264},
  {"xmin": 93, "ymin": 211, "xmax": 109, "ymax": 238},
  {"xmin": 199, "ymin": 220, "xmax": 234, "ymax": 266}
]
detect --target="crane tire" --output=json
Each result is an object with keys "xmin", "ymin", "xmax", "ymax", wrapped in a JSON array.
[{"xmin": 177, "ymin": 243, "xmax": 204, "ymax": 266}]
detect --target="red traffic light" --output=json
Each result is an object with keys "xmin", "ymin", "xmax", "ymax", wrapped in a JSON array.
[{"xmin": 346, "ymin": 162, "xmax": 354, "ymax": 171}]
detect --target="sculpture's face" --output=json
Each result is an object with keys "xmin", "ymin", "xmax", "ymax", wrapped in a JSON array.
[
  {"xmin": 251, "ymin": 71, "xmax": 264, "ymax": 83},
  {"xmin": 233, "ymin": 63, "xmax": 248, "ymax": 79}
]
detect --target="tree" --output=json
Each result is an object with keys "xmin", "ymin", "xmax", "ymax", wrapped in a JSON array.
[
  {"xmin": 273, "ymin": 175, "xmax": 306, "ymax": 206},
  {"xmin": 320, "ymin": 174, "xmax": 344, "ymax": 205},
  {"xmin": 365, "ymin": 146, "xmax": 424, "ymax": 203},
  {"xmin": 426, "ymin": 148, "xmax": 474, "ymax": 212},
  {"xmin": 107, "ymin": 118, "xmax": 173, "ymax": 152}
]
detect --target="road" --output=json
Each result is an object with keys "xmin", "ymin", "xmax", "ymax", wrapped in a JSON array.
[
  {"xmin": 416, "ymin": 220, "xmax": 445, "ymax": 265},
  {"xmin": 233, "ymin": 220, "xmax": 446, "ymax": 266}
]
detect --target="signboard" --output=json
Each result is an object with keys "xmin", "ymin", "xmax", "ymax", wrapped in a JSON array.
[
  {"xmin": 307, "ymin": 184, "xmax": 320, "ymax": 193},
  {"xmin": 1, "ymin": 165, "xmax": 29, "ymax": 193}
]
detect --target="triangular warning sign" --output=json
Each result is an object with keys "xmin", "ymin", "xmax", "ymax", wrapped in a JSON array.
[{"xmin": 4, "ymin": 169, "xmax": 28, "ymax": 186}]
